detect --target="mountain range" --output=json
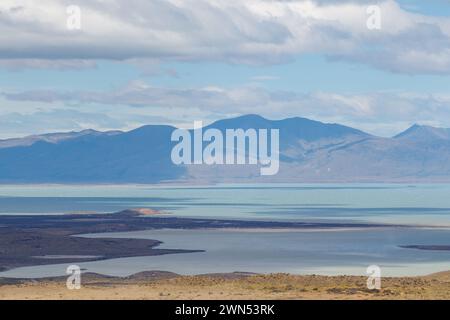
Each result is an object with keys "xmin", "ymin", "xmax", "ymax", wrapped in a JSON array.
[{"xmin": 0, "ymin": 114, "xmax": 449, "ymax": 183}]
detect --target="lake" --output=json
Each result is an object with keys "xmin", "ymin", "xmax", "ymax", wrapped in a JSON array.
[{"xmin": 0, "ymin": 184, "xmax": 449, "ymax": 278}]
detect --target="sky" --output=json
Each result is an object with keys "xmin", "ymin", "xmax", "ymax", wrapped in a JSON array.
[{"xmin": 1, "ymin": 0, "xmax": 450, "ymax": 138}]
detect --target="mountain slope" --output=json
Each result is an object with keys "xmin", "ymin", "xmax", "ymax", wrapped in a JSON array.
[
  {"xmin": 0, "ymin": 129, "xmax": 122, "ymax": 149},
  {"xmin": 394, "ymin": 124, "xmax": 450, "ymax": 141},
  {"xmin": 0, "ymin": 125, "xmax": 184, "ymax": 183},
  {"xmin": 0, "ymin": 115, "xmax": 449, "ymax": 183}
]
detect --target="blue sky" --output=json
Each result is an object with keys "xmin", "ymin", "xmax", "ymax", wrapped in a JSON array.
[
  {"xmin": 4, "ymin": 56, "xmax": 450, "ymax": 93},
  {"xmin": 1, "ymin": 0, "xmax": 450, "ymax": 138},
  {"xmin": 398, "ymin": 0, "xmax": 450, "ymax": 16}
]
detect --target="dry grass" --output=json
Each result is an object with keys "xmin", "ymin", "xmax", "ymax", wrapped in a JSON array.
[{"xmin": 1, "ymin": 271, "xmax": 449, "ymax": 300}]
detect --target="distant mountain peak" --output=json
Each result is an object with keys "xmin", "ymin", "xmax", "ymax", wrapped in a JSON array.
[
  {"xmin": 233, "ymin": 114, "xmax": 267, "ymax": 121},
  {"xmin": 206, "ymin": 114, "xmax": 370, "ymax": 141},
  {"xmin": 208, "ymin": 114, "xmax": 270, "ymax": 129},
  {"xmin": 394, "ymin": 124, "xmax": 450, "ymax": 140},
  {"xmin": 0, "ymin": 128, "xmax": 122, "ymax": 149}
]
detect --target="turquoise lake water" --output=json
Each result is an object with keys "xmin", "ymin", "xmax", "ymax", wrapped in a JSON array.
[{"xmin": 0, "ymin": 184, "xmax": 449, "ymax": 277}]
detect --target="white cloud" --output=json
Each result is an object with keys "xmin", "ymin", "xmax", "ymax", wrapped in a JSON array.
[
  {"xmin": 0, "ymin": 109, "xmax": 123, "ymax": 138},
  {"xmin": 0, "ymin": 0, "xmax": 450, "ymax": 74},
  {"xmin": 0, "ymin": 59, "xmax": 97, "ymax": 71},
  {"xmin": 4, "ymin": 81, "xmax": 450, "ymax": 137}
]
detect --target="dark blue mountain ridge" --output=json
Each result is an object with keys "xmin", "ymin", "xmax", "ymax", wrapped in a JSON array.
[
  {"xmin": 0, "ymin": 124, "xmax": 182, "ymax": 183},
  {"xmin": 0, "ymin": 115, "xmax": 449, "ymax": 183},
  {"xmin": 0, "ymin": 129, "xmax": 122, "ymax": 149},
  {"xmin": 394, "ymin": 124, "xmax": 450, "ymax": 141},
  {"xmin": 207, "ymin": 114, "xmax": 370, "ymax": 141}
]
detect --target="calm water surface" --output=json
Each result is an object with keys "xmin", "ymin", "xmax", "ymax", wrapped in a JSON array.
[{"xmin": 0, "ymin": 184, "xmax": 449, "ymax": 277}]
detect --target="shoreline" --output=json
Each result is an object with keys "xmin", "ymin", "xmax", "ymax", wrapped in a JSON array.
[
  {"xmin": 1, "ymin": 208, "xmax": 449, "ymax": 299},
  {"xmin": 0, "ymin": 208, "xmax": 406, "ymax": 273}
]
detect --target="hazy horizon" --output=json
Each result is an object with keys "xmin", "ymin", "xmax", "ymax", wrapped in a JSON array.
[{"xmin": 0, "ymin": 113, "xmax": 447, "ymax": 141}]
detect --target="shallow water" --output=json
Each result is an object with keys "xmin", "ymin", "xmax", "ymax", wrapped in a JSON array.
[
  {"xmin": 0, "ymin": 184, "xmax": 449, "ymax": 278},
  {"xmin": 1, "ymin": 227, "xmax": 450, "ymax": 278},
  {"xmin": 1, "ymin": 184, "xmax": 450, "ymax": 226}
]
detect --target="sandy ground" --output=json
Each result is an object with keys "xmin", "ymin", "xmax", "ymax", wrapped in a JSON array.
[{"xmin": 1, "ymin": 271, "xmax": 449, "ymax": 300}]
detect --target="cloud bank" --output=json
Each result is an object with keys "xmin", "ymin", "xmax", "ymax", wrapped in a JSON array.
[
  {"xmin": 1, "ymin": 0, "xmax": 450, "ymax": 74},
  {"xmin": 4, "ymin": 81, "xmax": 450, "ymax": 137}
]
